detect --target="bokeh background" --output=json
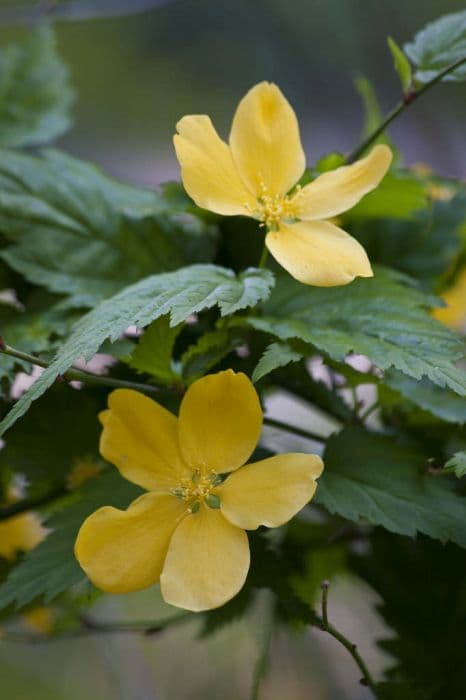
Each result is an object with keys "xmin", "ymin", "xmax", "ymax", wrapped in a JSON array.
[{"xmin": 0, "ymin": 1, "xmax": 464, "ymax": 698}]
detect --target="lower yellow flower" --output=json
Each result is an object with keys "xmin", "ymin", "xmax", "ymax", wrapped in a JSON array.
[{"xmin": 75, "ymin": 370, "xmax": 323, "ymax": 611}]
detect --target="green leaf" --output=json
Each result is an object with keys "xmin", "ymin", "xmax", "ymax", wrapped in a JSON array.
[
  {"xmin": 180, "ymin": 328, "xmax": 239, "ymax": 381},
  {"xmin": 404, "ymin": 10, "xmax": 466, "ymax": 83},
  {"xmin": 444, "ymin": 451, "xmax": 466, "ymax": 478},
  {"xmin": 125, "ymin": 316, "xmax": 181, "ymax": 385},
  {"xmin": 0, "ymin": 265, "xmax": 274, "ymax": 436},
  {"xmin": 0, "ymin": 384, "xmax": 103, "ymax": 496},
  {"xmin": 245, "ymin": 268, "xmax": 466, "ymax": 396},
  {"xmin": 384, "ymin": 371, "xmax": 466, "ymax": 425},
  {"xmin": 350, "ymin": 193, "xmax": 466, "ymax": 285},
  {"xmin": 387, "ymin": 37, "xmax": 412, "ymax": 91},
  {"xmin": 316, "ymin": 426, "xmax": 466, "ymax": 547},
  {"xmin": 0, "ymin": 25, "xmax": 73, "ymax": 147},
  {"xmin": 0, "ymin": 471, "xmax": 141, "ymax": 611},
  {"xmin": 346, "ymin": 171, "xmax": 427, "ymax": 220},
  {"xmin": 252, "ymin": 342, "xmax": 303, "ymax": 383},
  {"xmin": 0, "ymin": 149, "xmax": 217, "ymax": 306}
]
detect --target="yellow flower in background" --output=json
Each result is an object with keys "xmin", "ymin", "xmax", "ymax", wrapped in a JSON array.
[
  {"xmin": 75, "ymin": 370, "xmax": 323, "ymax": 611},
  {"xmin": 0, "ymin": 493, "xmax": 45, "ymax": 561},
  {"xmin": 174, "ymin": 81, "xmax": 392, "ymax": 286},
  {"xmin": 433, "ymin": 268, "xmax": 466, "ymax": 332}
]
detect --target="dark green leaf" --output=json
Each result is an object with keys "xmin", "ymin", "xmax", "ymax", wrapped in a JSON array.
[
  {"xmin": 316, "ymin": 426, "xmax": 466, "ymax": 546},
  {"xmin": 125, "ymin": 316, "xmax": 181, "ymax": 385},
  {"xmin": 0, "ymin": 265, "xmax": 274, "ymax": 436},
  {"xmin": 0, "ymin": 471, "xmax": 141, "ymax": 610},
  {"xmin": 245, "ymin": 268, "xmax": 466, "ymax": 396},
  {"xmin": 404, "ymin": 10, "xmax": 466, "ymax": 83},
  {"xmin": 252, "ymin": 342, "xmax": 303, "ymax": 383},
  {"xmin": 0, "ymin": 149, "xmax": 217, "ymax": 306},
  {"xmin": 384, "ymin": 371, "xmax": 466, "ymax": 425},
  {"xmin": 181, "ymin": 328, "xmax": 239, "ymax": 381},
  {"xmin": 0, "ymin": 25, "xmax": 73, "ymax": 147}
]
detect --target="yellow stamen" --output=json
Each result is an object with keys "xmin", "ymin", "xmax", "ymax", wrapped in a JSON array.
[{"xmin": 171, "ymin": 469, "xmax": 220, "ymax": 512}]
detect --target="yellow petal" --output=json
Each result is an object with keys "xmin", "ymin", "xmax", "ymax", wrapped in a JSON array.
[
  {"xmin": 100, "ymin": 389, "xmax": 190, "ymax": 492},
  {"xmin": 178, "ymin": 370, "xmax": 262, "ymax": 473},
  {"xmin": 174, "ymin": 115, "xmax": 255, "ymax": 215},
  {"xmin": 219, "ymin": 453, "xmax": 323, "ymax": 530},
  {"xmin": 160, "ymin": 506, "xmax": 249, "ymax": 611},
  {"xmin": 0, "ymin": 513, "xmax": 45, "ymax": 560},
  {"xmin": 229, "ymin": 82, "xmax": 305, "ymax": 197},
  {"xmin": 266, "ymin": 220, "xmax": 373, "ymax": 286},
  {"xmin": 294, "ymin": 145, "xmax": 392, "ymax": 220},
  {"xmin": 75, "ymin": 492, "xmax": 186, "ymax": 594},
  {"xmin": 433, "ymin": 268, "xmax": 466, "ymax": 331}
]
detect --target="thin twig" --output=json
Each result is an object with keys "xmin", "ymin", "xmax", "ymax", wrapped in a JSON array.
[
  {"xmin": 263, "ymin": 416, "xmax": 327, "ymax": 443},
  {"xmin": 0, "ymin": 341, "xmax": 163, "ymax": 395},
  {"xmin": 0, "ymin": 486, "xmax": 66, "ymax": 522},
  {"xmin": 359, "ymin": 401, "xmax": 380, "ymax": 423},
  {"xmin": 0, "ymin": 612, "xmax": 192, "ymax": 644},
  {"xmin": 347, "ymin": 55, "xmax": 466, "ymax": 162},
  {"xmin": 318, "ymin": 581, "xmax": 378, "ymax": 697}
]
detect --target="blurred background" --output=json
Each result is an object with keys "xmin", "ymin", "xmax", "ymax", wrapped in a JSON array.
[{"xmin": 0, "ymin": 1, "xmax": 464, "ymax": 698}]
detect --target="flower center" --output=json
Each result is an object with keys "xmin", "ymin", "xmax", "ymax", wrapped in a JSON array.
[
  {"xmin": 171, "ymin": 469, "xmax": 222, "ymax": 513},
  {"xmin": 248, "ymin": 181, "xmax": 299, "ymax": 231}
]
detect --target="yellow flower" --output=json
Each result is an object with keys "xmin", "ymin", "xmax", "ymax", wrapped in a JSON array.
[
  {"xmin": 0, "ymin": 491, "xmax": 46, "ymax": 561},
  {"xmin": 75, "ymin": 370, "xmax": 323, "ymax": 611},
  {"xmin": 433, "ymin": 268, "xmax": 466, "ymax": 332},
  {"xmin": 174, "ymin": 81, "xmax": 392, "ymax": 286}
]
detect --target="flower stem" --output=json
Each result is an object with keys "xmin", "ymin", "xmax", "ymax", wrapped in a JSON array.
[
  {"xmin": 318, "ymin": 581, "xmax": 378, "ymax": 697},
  {"xmin": 347, "ymin": 55, "xmax": 466, "ymax": 163},
  {"xmin": 263, "ymin": 416, "xmax": 327, "ymax": 443},
  {"xmin": 0, "ymin": 341, "xmax": 162, "ymax": 395},
  {"xmin": 258, "ymin": 245, "xmax": 269, "ymax": 269}
]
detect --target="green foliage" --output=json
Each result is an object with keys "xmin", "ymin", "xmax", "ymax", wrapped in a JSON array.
[
  {"xmin": 0, "ymin": 149, "xmax": 217, "ymax": 306},
  {"xmin": 0, "ymin": 471, "xmax": 141, "ymax": 610},
  {"xmin": 180, "ymin": 328, "xmax": 240, "ymax": 381},
  {"xmin": 346, "ymin": 171, "xmax": 427, "ymax": 220},
  {"xmin": 0, "ymin": 26, "xmax": 73, "ymax": 147},
  {"xmin": 245, "ymin": 268, "xmax": 466, "ymax": 395},
  {"xmin": 352, "ymin": 532, "xmax": 466, "ymax": 699},
  {"xmin": 387, "ymin": 37, "xmax": 412, "ymax": 91},
  {"xmin": 0, "ymin": 265, "xmax": 274, "ymax": 436},
  {"xmin": 444, "ymin": 452, "xmax": 466, "ymax": 478},
  {"xmin": 404, "ymin": 10, "xmax": 466, "ymax": 83},
  {"xmin": 125, "ymin": 316, "xmax": 182, "ymax": 385},
  {"xmin": 316, "ymin": 427, "xmax": 466, "ymax": 547},
  {"xmin": 384, "ymin": 371, "xmax": 466, "ymax": 425},
  {"xmin": 252, "ymin": 342, "xmax": 303, "ymax": 382}
]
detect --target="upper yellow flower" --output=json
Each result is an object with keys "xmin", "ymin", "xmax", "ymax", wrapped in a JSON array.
[
  {"xmin": 174, "ymin": 81, "xmax": 392, "ymax": 286},
  {"xmin": 75, "ymin": 370, "xmax": 323, "ymax": 611},
  {"xmin": 433, "ymin": 268, "xmax": 466, "ymax": 332}
]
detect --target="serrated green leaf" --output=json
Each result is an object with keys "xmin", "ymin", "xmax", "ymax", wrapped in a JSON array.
[
  {"xmin": 0, "ymin": 265, "xmax": 274, "ymax": 436},
  {"xmin": 0, "ymin": 149, "xmax": 217, "ymax": 306},
  {"xmin": 385, "ymin": 371, "xmax": 466, "ymax": 425},
  {"xmin": 387, "ymin": 37, "xmax": 412, "ymax": 91},
  {"xmin": 0, "ymin": 471, "xmax": 141, "ymax": 610},
  {"xmin": 0, "ymin": 25, "xmax": 73, "ymax": 147},
  {"xmin": 444, "ymin": 451, "xmax": 466, "ymax": 478},
  {"xmin": 181, "ymin": 329, "xmax": 238, "ymax": 381},
  {"xmin": 125, "ymin": 316, "xmax": 181, "ymax": 385},
  {"xmin": 316, "ymin": 426, "xmax": 466, "ymax": 547},
  {"xmin": 0, "ymin": 383, "xmax": 103, "ymax": 496},
  {"xmin": 245, "ymin": 268, "xmax": 466, "ymax": 396},
  {"xmin": 404, "ymin": 10, "xmax": 466, "ymax": 83},
  {"xmin": 252, "ymin": 342, "xmax": 303, "ymax": 383}
]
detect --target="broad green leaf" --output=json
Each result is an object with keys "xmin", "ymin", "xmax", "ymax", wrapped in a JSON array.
[
  {"xmin": 316, "ymin": 426, "xmax": 466, "ymax": 546},
  {"xmin": 352, "ymin": 531, "xmax": 466, "ymax": 697},
  {"xmin": 0, "ymin": 149, "xmax": 217, "ymax": 306},
  {"xmin": 346, "ymin": 171, "xmax": 427, "ymax": 220},
  {"xmin": 245, "ymin": 268, "xmax": 466, "ymax": 396},
  {"xmin": 0, "ymin": 265, "xmax": 274, "ymax": 436},
  {"xmin": 387, "ymin": 37, "xmax": 412, "ymax": 91},
  {"xmin": 252, "ymin": 342, "xmax": 303, "ymax": 383},
  {"xmin": 0, "ymin": 471, "xmax": 141, "ymax": 610},
  {"xmin": 404, "ymin": 10, "xmax": 466, "ymax": 83},
  {"xmin": 0, "ymin": 384, "xmax": 103, "ymax": 496},
  {"xmin": 125, "ymin": 316, "xmax": 181, "ymax": 385},
  {"xmin": 350, "ymin": 193, "xmax": 466, "ymax": 284},
  {"xmin": 0, "ymin": 25, "xmax": 73, "ymax": 147},
  {"xmin": 385, "ymin": 371, "xmax": 466, "ymax": 425},
  {"xmin": 444, "ymin": 452, "xmax": 466, "ymax": 478}
]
